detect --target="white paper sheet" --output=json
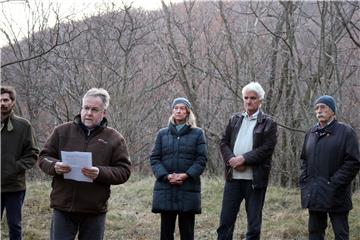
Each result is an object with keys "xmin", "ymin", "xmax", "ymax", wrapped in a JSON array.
[{"xmin": 61, "ymin": 151, "xmax": 93, "ymax": 182}]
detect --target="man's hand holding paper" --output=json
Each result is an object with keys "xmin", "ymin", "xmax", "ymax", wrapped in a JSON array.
[
  {"xmin": 60, "ymin": 151, "xmax": 93, "ymax": 182},
  {"xmin": 54, "ymin": 162, "xmax": 71, "ymax": 174},
  {"xmin": 82, "ymin": 167, "xmax": 99, "ymax": 180}
]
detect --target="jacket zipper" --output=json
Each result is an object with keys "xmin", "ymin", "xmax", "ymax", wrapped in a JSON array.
[{"xmin": 70, "ymin": 128, "xmax": 95, "ymax": 211}]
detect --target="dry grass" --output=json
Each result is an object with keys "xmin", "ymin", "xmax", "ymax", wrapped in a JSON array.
[{"xmin": 2, "ymin": 176, "xmax": 360, "ymax": 239}]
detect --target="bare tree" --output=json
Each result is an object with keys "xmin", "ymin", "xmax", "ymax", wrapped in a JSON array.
[{"xmin": 2, "ymin": 0, "xmax": 359, "ymax": 187}]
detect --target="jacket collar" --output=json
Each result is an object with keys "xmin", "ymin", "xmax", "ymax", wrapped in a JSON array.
[
  {"xmin": 169, "ymin": 122, "xmax": 191, "ymax": 137},
  {"xmin": 73, "ymin": 114, "xmax": 108, "ymax": 137},
  {"xmin": 311, "ymin": 119, "xmax": 337, "ymax": 135},
  {"xmin": 241, "ymin": 109, "xmax": 259, "ymax": 120},
  {"xmin": 235, "ymin": 110, "xmax": 265, "ymax": 124},
  {"xmin": 1, "ymin": 112, "xmax": 14, "ymax": 132}
]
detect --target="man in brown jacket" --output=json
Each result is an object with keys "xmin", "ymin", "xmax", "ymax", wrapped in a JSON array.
[
  {"xmin": 1, "ymin": 85, "xmax": 39, "ymax": 240},
  {"xmin": 39, "ymin": 88, "xmax": 131, "ymax": 240}
]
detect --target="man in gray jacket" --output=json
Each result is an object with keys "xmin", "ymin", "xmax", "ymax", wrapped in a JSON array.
[{"xmin": 1, "ymin": 85, "xmax": 39, "ymax": 240}]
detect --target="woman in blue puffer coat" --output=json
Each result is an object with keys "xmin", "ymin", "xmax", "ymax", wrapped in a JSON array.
[{"xmin": 150, "ymin": 97, "xmax": 208, "ymax": 240}]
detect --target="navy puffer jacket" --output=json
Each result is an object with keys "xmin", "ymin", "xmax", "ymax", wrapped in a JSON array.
[{"xmin": 150, "ymin": 123, "xmax": 207, "ymax": 214}]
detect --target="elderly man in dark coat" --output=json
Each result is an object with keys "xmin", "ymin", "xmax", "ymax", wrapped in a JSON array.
[{"xmin": 300, "ymin": 95, "xmax": 360, "ymax": 240}]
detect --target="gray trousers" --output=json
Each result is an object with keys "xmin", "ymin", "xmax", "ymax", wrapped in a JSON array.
[{"xmin": 51, "ymin": 209, "xmax": 106, "ymax": 240}]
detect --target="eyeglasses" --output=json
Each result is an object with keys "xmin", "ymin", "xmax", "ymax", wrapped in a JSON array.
[
  {"xmin": 244, "ymin": 96, "xmax": 257, "ymax": 100},
  {"xmin": 81, "ymin": 106, "xmax": 104, "ymax": 114}
]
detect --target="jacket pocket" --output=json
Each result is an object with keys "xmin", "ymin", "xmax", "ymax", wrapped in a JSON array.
[
  {"xmin": 225, "ymin": 166, "xmax": 232, "ymax": 181},
  {"xmin": 313, "ymin": 177, "xmax": 344, "ymax": 209},
  {"xmin": 1, "ymin": 154, "xmax": 18, "ymax": 185},
  {"xmin": 300, "ymin": 176, "xmax": 313, "ymax": 208}
]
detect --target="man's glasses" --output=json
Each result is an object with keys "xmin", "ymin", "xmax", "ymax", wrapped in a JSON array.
[{"xmin": 81, "ymin": 106, "xmax": 104, "ymax": 114}]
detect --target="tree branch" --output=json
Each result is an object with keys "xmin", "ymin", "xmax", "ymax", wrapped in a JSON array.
[{"xmin": 1, "ymin": 29, "xmax": 85, "ymax": 68}]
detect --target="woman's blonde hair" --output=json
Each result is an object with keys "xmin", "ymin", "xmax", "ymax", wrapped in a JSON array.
[{"xmin": 168, "ymin": 108, "xmax": 197, "ymax": 128}]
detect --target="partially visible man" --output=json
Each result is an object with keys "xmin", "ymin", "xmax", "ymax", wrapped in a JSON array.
[
  {"xmin": 1, "ymin": 85, "xmax": 39, "ymax": 240},
  {"xmin": 300, "ymin": 95, "xmax": 360, "ymax": 240},
  {"xmin": 38, "ymin": 88, "xmax": 131, "ymax": 240},
  {"xmin": 217, "ymin": 82, "xmax": 277, "ymax": 240}
]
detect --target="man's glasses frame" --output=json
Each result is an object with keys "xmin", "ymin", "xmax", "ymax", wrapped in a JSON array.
[{"xmin": 81, "ymin": 106, "xmax": 104, "ymax": 114}]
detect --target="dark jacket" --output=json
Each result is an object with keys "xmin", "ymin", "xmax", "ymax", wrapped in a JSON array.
[
  {"xmin": 1, "ymin": 113, "xmax": 39, "ymax": 192},
  {"xmin": 38, "ymin": 115, "xmax": 131, "ymax": 213},
  {"xmin": 300, "ymin": 120, "xmax": 360, "ymax": 212},
  {"xmin": 150, "ymin": 123, "xmax": 207, "ymax": 214},
  {"xmin": 220, "ymin": 111, "xmax": 277, "ymax": 188}
]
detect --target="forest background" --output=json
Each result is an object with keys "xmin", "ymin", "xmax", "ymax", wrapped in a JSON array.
[
  {"xmin": 1, "ymin": 0, "xmax": 360, "ymax": 239},
  {"xmin": 1, "ymin": 0, "xmax": 360, "ymax": 191}
]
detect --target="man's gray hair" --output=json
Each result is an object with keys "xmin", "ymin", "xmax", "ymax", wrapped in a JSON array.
[
  {"xmin": 242, "ymin": 82, "xmax": 265, "ymax": 100},
  {"xmin": 83, "ymin": 88, "xmax": 110, "ymax": 109}
]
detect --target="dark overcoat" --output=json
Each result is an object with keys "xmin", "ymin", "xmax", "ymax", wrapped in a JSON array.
[
  {"xmin": 150, "ymin": 123, "xmax": 207, "ymax": 214},
  {"xmin": 300, "ymin": 120, "xmax": 360, "ymax": 212}
]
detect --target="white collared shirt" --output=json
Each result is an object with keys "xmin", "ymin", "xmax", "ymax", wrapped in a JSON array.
[{"xmin": 232, "ymin": 110, "xmax": 259, "ymax": 180}]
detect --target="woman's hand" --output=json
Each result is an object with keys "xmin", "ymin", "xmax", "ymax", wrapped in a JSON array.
[{"xmin": 168, "ymin": 173, "xmax": 189, "ymax": 185}]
